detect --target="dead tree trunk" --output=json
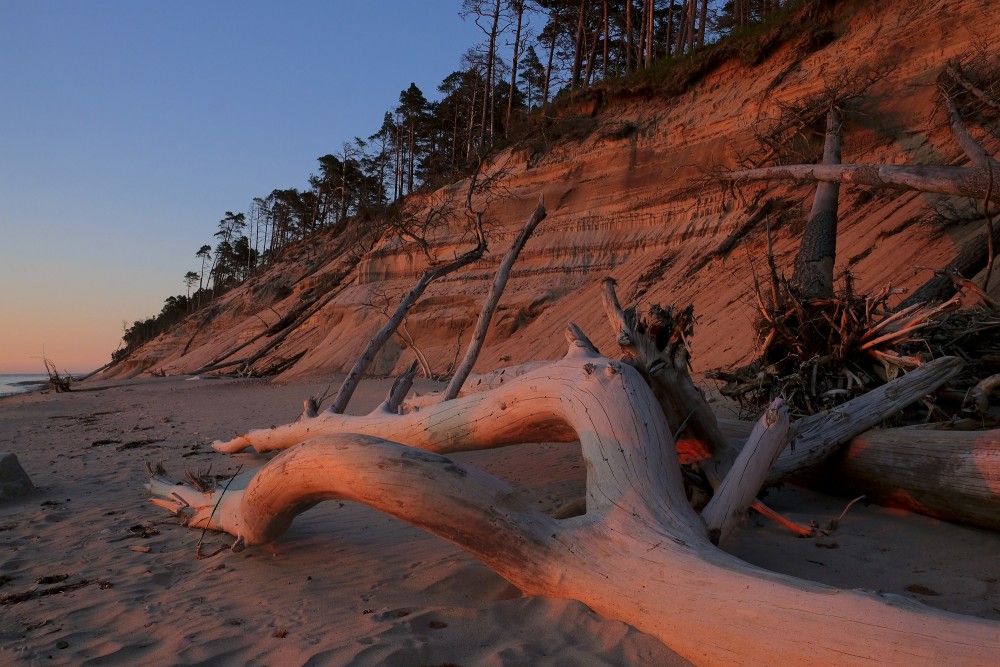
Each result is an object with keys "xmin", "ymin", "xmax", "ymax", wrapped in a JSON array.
[
  {"xmin": 723, "ymin": 162, "xmax": 1000, "ymax": 205},
  {"xmin": 723, "ymin": 86, "xmax": 1000, "ymax": 302},
  {"xmin": 792, "ymin": 106, "xmax": 842, "ymax": 300},
  {"xmin": 329, "ymin": 219, "xmax": 487, "ymax": 414},
  {"xmin": 444, "ymin": 197, "xmax": 546, "ymax": 400},
  {"xmin": 719, "ymin": 418, "xmax": 1000, "ymax": 530},
  {"xmin": 151, "ymin": 341, "xmax": 999, "ymax": 665},
  {"xmin": 600, "ymin": 277, "xmax": 736, "ymax": 477}
]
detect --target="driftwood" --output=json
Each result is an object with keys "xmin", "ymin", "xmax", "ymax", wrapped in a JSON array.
[
  {"xmin": 722, "ymin": 162, "xmax": 1000, "ymax": 205},
  {"xmin": 966, "ymin": 373, "xmax": 1000, "ymax": 416},
  {"xmin": 210, "ymin": 352, "xmax": 958, "ymax": 466},
  {"xmin": 43, "ymin": 358, "xmax": 72, "ymax": 393},
  {"xmin": 719, "ymin": 418, "xmax": 1000, "ymax": 530},
  {"xmin": 600, "ymin": 278, "xmax": 735, "ymax": 476},
  {"xmin": 150, "ymin": 339, "xmax": 999, "ymax": 665}
]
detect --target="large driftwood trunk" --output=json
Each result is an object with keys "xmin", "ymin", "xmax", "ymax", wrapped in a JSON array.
[
  {"xmin": 151, "ymin": 344, "xmax": 999, "ymax": 665},
  {"xmin": 720, "ymin": 418, "xmax": 1000, "ymax": 530}
]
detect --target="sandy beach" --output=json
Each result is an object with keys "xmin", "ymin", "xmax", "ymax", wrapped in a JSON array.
[{"xmin": 1, "ymin": 375, "xmax": 997, "ymax": 666}]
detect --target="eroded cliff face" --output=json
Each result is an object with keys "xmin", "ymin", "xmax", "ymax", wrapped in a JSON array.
[{"xmin": 101, "ymin": 0, "xmax": 1000, "ymax": 383}]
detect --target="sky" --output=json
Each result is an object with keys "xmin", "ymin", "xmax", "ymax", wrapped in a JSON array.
[{"xmin": 0, "ymin": 1, "xmax": 487, "ymax": 374}]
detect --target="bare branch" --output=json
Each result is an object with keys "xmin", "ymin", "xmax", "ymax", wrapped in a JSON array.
[{"xmin": 444, "ymin": 195, "xmax": 547, "ymax": 400}]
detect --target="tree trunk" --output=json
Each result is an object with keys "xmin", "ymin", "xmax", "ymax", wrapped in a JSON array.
[
  {"xmin": 723, "ymin": 162, "xmax": 1000, "ymax": 204},
  {"xmin": 719, "ymin": 418, "xmax": 1000, "ymax": 530},
  {"xmin": 543, "ymin": 22, "xmax": 557, "ymax": 104},
  {"xmin": 897, "ymin": 216, "xmax": 1000, "ymax": 308},
  {"xmin": 583, "ymin": 18, "xmax": 601, "ymax": 86},
  {"xmin": 674, "ymin": 0, "xmax": 688, "ymax": 57},
  {"xmin": 571, "ymin": 0, "xmax": 589, "ymax": 88},
  {"xmin": 637, "ymin": 0, "xmax": 647, "ymax": 67},
  {"xmin": 444, "ymin": 198, "xmax": 547, "ymax": 400},
  {"xmin": 646, "ymin": 0, "xmax": 655, "ymax": 66},
  {"xmin": 505, "ymin": 2, "xmax": 525, "ymax": 137},
  {"xmin": 602, "ymin": 0, "xmax": 609, "ymax": 81},
  {"xmin": 480, "ymin": 0, "xmax": 502, "ymax": 145},
  {"xmin": 600, "ymin": 278, "xmax": 736, "ymax": 477},
  {"xmin": 151, "ymin": 345, "xmax": 1000, "ymax": 665},
  {"xmin": 791, "ymin": 106, "xmax": 842, "ymax": 300},
  {"xmin": 686, "ymin": 0, "xmax": 697, "ymax": 53},
  {"xmin": 625, "ymin": 0, "xmax": 632, "ymax": 73},
  {"xmin": 329, "ymin": 222, "xmax": 487, "ymax": 414},
  {"xmin": 697, "ymin": 0, "xmax": 708, "ymax": 48}
]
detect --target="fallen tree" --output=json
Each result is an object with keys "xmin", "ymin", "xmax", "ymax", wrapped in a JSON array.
[
  {"xmin": 717, "ymin": 418, "xmax": 1000, "ymax": 530},
  {"xmin": 208, "ymin": 277, "xmax": 975, "ymax": 536},
  {"xmin": 150, "ymin": 337, "xmax": 999, "ymax": 665}
]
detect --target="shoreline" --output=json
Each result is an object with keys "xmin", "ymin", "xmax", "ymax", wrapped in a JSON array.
[
  {"xmin": 0, "ymin": 376, "xmax": 996, "ymax": 665},
  {"xmin": 0, "ymin": 378, "xmax": 49, "ymax": 400}
]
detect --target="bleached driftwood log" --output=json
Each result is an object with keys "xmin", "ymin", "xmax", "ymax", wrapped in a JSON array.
[
  {"xmin": 719, "ymin": 418, "xmax": 1000, "ymax": 530},
  {"xmin": 600, "ymin": 278, "xmax": 734, "ymax": 475},
  {"xmin": 212, "ymin": 352, "xmax": 959, "ymax": 468},
  {"xmin": 151, "ymin": 339, "xmax": 998, "ymax": 665}
]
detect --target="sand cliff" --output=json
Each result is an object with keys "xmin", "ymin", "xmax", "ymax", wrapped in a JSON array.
[{"xmin": 100, "ymin": 0, "xmax": 1000, "ymax": 383}]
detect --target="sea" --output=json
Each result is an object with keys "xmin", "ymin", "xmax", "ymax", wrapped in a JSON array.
[{"xmin": 0, "ymin": 374, "xmax": 50, "ymax": 397}]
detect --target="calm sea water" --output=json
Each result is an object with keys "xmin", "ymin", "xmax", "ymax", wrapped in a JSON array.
[{"xmin": 0, "ymin": 374, "xmax": 50, "ymax": 397}]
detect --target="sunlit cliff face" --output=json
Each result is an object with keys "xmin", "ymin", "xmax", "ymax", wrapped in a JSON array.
[{"xmin": 99, "ymin": 0, "xmax": 1000, "ymax": 383}]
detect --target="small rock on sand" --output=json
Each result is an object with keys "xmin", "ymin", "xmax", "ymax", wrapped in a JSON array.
[{"xmin": 0, "ymin": 452, "xmax": 34, "ymax": 499}]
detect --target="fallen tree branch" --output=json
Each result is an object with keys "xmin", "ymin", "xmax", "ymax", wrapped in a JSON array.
[
  {"xmin": 702, "ymin": 398, "xmax": 788, "ymax": 544},
  {"xmin": 721, "ymin": 162, "xmax": 1000, "ymax": 204}
]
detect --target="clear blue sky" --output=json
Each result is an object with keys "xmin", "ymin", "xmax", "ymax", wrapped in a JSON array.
[{"xmin": 0, "ymin": 1, "xmax": 486, "ymax": 373}]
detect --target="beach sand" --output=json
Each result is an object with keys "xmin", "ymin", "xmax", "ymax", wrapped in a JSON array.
[{"xmin": 1, "ymin": 376, "xmax": 997, "ymax": 666}]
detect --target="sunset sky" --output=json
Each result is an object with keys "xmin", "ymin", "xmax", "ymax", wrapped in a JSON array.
[{"xmin": 0, "ymin": 2, "xmax": 484, "ymax": 373}]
